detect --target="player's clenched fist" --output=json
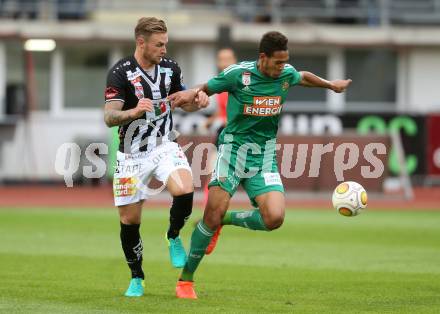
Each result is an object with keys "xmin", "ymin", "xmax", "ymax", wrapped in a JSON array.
[
  {"xmin": 168, "ymin": 90, "xmax": 193, "ymax": 109},
  {"xmin": 130, "ymin": 98, "xmax": 154, "ymax": 119},
  {"xmin": 194, "ymin": 90, "xmax": 209, "ymax": 109},
  {"xmin": 169, "ymin": 89, "xmax": 209, "ymax": 110},
  {"xmin": 330, "ymin": 79, "xmax": 352, "ymax": 93}
]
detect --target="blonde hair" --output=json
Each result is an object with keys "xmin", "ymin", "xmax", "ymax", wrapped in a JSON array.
[{"xmin": 135, "ymin": 17, "xmax": 167, "ymax": 40}]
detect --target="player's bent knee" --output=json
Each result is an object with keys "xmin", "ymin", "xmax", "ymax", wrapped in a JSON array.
[
  {"xmin": 203, "ymin": 215, "xmax": 222, "ymax": 231},
  {"xmin": 203, "ymin": 206, "xmax": 225, "ymax": 231},
  {"xmin": 265, "ymin": 218, "xmax": 284, "ymax": 230},
  {"xmin": 167, "ymin": 169, "xmax": 194, "ymax": 196},
  {"xmin": 118, "ymin": 205, "xmax": 142, "ymax": 225},
  {"xmin": 262, "ymin": 212, "xmax": 285, "ymax": 231}
]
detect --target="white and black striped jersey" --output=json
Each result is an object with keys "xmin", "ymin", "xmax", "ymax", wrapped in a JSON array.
[{"xmin": 105, "ymin": 55, "xmax": 185, "ymax": 153}]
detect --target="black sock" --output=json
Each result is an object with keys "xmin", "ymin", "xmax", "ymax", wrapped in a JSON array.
[
  {"xmin": 120, "ymin": 222, "xmax": 144, "ymax": 279},
  {"xmin": 167, "ymin": 192, "xmax": 193, "ymax": 239}
]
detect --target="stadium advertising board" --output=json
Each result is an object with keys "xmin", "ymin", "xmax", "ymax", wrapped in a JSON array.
[
  {"xmin": 175, "ymin": 112, "xmax": 427, "ymax": 177},
  {"xmin": 427, "ymin": 114, "xmax": 440, "ymax": 176}
]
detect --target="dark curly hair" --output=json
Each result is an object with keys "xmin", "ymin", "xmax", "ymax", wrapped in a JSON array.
[{"xmin": 259, "ymin": 31, "xmax": 288, "ymax": 57}]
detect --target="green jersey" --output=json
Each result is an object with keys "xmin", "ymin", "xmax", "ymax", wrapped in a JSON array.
[{"xmin": 207, "ymin": 60, "xmax": 301, "ymax": 148}]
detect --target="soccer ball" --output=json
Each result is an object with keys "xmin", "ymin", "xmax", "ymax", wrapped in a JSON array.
[{"xmin": 332, "ymin": 181, "xmax": 367, "ymax": 217}]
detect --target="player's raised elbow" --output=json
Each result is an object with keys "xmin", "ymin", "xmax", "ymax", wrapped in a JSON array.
[
  {"xmin": 103, "ymin": 110, "xmax": 117, "ymax": 128},
  {"xmin": 103, "ymin": 113, "xmax": 112, "ymax": 128}
]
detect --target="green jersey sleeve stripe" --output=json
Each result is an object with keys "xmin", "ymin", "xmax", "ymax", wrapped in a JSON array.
[
  {"xmin": 223, "ymin": 62, "xmax": 255, "ymax": 75},
  {"xmin": 223, "ymin": 65, "xmax": 254, "ymax": 75}
]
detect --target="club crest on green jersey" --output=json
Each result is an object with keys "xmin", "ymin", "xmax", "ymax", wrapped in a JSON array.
[{"xmin": 242, "ymin": 72, "xmax": 251, "ymax": 91}]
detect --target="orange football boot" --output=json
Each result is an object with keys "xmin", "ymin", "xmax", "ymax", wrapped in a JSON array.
[{"xmin": 176, "ymin": 280, "xmax": 197, "ymax": 299}]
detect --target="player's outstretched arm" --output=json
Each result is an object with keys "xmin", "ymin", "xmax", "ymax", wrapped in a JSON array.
[
  {"xmin": 169, "ymin": 87, "xmax": 209, "ymax": 112},
  {"xmin": 299, "ymin": 71, "xmax": 352, "ymax": 93},
  {"xmin": 104, "ymin": 99, "xmax": 153, "ymax": 127}
]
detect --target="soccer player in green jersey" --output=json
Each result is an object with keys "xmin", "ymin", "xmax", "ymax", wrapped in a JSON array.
[{"xmin": 169, "ymin": 31, "xmax": 351, "ymax": 299}]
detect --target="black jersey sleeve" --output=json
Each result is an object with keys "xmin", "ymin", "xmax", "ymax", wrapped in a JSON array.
[
  {"xmin": 169, "ymin": 63, "xmax": 186, "ymax": 95},
  {"xmin": 105, "ymin": 66, "xmax": 126, "ymax": 102}
]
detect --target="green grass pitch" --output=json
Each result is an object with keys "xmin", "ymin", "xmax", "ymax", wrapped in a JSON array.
[{"xmin": 0, "ymin": 207, "xmax": 439, "ymax": 313}]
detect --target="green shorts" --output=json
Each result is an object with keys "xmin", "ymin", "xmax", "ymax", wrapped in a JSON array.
[{"xmin": 208, "ymin": 143, "xmax": 284, "ymax": 207}]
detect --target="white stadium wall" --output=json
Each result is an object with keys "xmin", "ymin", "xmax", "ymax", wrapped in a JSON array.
[
  {"xmin": 0, "ymin": 112, "xmax": 107, "ymax": 180},
  {"xmin": 407, "ymin": 48, "xmax": 440, "ymax": 112}
]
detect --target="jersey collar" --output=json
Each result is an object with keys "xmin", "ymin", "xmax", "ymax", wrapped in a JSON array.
[{"xmin": 132, "ymin": 55, "xmax": 159, "ymax": 85}]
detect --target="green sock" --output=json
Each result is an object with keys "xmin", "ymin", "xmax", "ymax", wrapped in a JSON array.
[
  {"xmin": 222, "ymin": 211, "xmax": 232, "ymax": 225},
  {"xmin": 180, "ymin": 221, "xmax": 214, "ymax": 281},
  {"xmin": 223, "ymin": 209, "xmax": 268, "ymax": 231}
]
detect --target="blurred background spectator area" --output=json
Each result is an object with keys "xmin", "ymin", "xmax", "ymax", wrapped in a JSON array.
[
  {"xmin": 0, "ymin": 0, "xmax": 439, "ymax": 189},
  {"xmin": 1, "ymin": 1, "xmax": 440, "ymax": 25}
]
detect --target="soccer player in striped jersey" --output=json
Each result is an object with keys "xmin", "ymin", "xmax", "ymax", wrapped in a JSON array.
[
  {"xmin": 170, "ymin": 31, "xmax": 351, "ymax": 299},
  {"xmin": 104, "ymin": 17, "xmax": 209, "ymax": 297}
]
